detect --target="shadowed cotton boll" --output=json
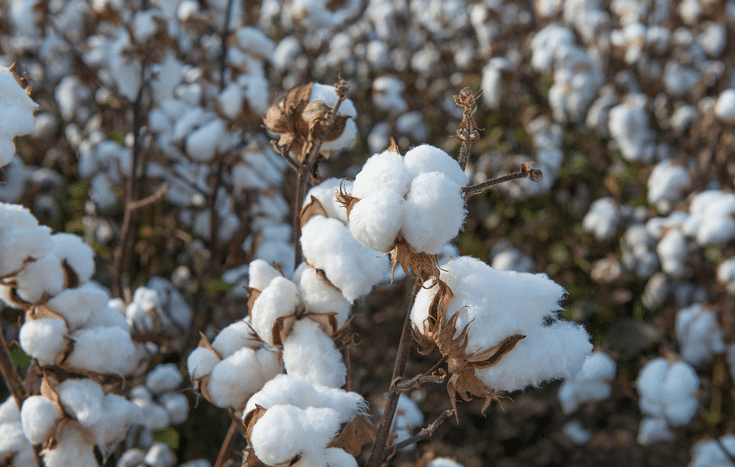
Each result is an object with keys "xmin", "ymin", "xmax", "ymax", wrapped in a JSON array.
[
  {"xmin": 690, "ymin": 435, "xmax": 735, "ymax": 467},
  {"xmin": 558, "ymin": 351, "xmax": 617, "ymax": 414},
  {"xmin": 582, "ymin": 197, "xmax": 621, "ymax": 241},
  {"xmin": 636, "ymin": 357, "xmax": 699, "ymax": 428},
  {"xmin": 282, "ymin": 320, "xmax": 346, "ymax": 388},
  {"xmin": 675, "ymin": 303, "xmax": 726, "ymax": 366}
]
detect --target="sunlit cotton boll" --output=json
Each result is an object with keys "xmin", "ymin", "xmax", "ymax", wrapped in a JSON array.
[
  {"xmin": 282, "ymin": 319, "xmax": 347, "ymax": 388},
  {"xmin": 146, "ymin": 363, "xmax": 184, "ymax": 395},
  {"xmin": 348, "ymin": 190, "xmax": 405, "ymax": 253},
  {"xmin": 19, "ymin": 318, "xmax": 68, "ymax": 366},
  {"xmin": 20, "ymin": 395, "xmax": 64, "ymax": 445},
  {"xmin": 351, "ymin": 151, "xmax": 411, "ymax": 198},
  {"xmin": 249, "ymin": 276, "xmax": 302, "ymax": 345},
  {"xmin": 636, "ymin": 357, "xmax": 700, "ymax": 427},
  {"xmin": 64, "ymin": 325, "xmax": 137, "ymax": 375},
  {"xmin": 211, "ymin": 319, "xmax": 261, "ymax": 359},
  {"xmin": 558, "ymin": 351, "xmax": 616, "ymax": 414},
  {"xmin": 293, "ymin": 264, "xmax": 351, "ymax": 329},
  {"xmin": 42, "ymin": 423, "xmax": 97, "ymax": 467},
  {"xmin": 206, "ymin": 347, "xmax": 282, "ymax": 409},
  {"xmin": 403, "ymin": 144, "xmax": 468, "ymax": 187}
]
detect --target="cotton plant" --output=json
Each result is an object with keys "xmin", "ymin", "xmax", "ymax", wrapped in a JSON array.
[
  {"xmin": 690, "ymin": 435, "xmax": 735, "ymax": 467},
  {"xmin": 582, "ymin": 197, "xmax": 621, "ymax": 241},
  {"xmin": 674, "ymin": 303, "xmax": 726, "ymax": 366},
  {"xmin": 557, "ymin": 351, "xmax": 617, "ymax": 414}
]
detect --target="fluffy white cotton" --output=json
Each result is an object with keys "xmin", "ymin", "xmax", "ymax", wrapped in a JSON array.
[
  {"xmin": 637, "ymin": 416, "xmax": 674, "ymax": 445},
  {"xmin": 717, "ymin": 258, "xmax": 735, "ymax": 294},
  {"xmin": 206, "ymin": 347, "xmax": 282, "ymax": 409},
  {"xmin": 20, "ymin": 395, "xmax": 63, "ymax": 444},
  {"xmin": 146, "ymin": 363, "xmax": 184, "ymax": 395},
  {"xmin": 187, "ymin": 347, "xmax": 220, "ymax": 380},
  {"xmin": 301, "ymin": 216, "xmax": 389, "ymax": 303},
  {"xmin": 428, "ymin": 458, "xmax": 465, "ymax": 467},
  {"xmin": 282, "ymin": 320, "xmax": 346, "ymax": 388},
  {"xmin": 690, "ymin": 435, "xmax": 735, "ymax": 467},
  {"xmin": 159, "ymin": 392, "xmax": 189, "ymax": 425},
  {"xmin": 144, "ymin": 443, "xmax": 176, "ymax": 467},
  {"xmin": 656, "ymin": 229, "xmax": 689, "ymax": 278},
  {"xmin": 186, "ymin": 118, "xmax": 226, "ymax": 161},
  {"xmin": 244, "ymin": 374, "xmax": 365, "ymax": 423},
  {"xmin": 294, "ymin": 265, "xmax": 351, "ymax": 329},
  {"xmin": 0, "ymin": 398, "xmax": 19, "ymax": 424},
  {"xmin": 348, "ymin": 190, "xmax": 405, "ymax": 252},
  {"xmin": 211, "ymin": 319, "xmax": 260, "ymax": 359},
  {"xmin": 56, "ymin": 378, "xmax": 104, "ymax": 428},
  {"xmin": 412, "ymin": 256, "xmax": 591, "ymax": 392},
  {"xmin": 372, "ymin": 76, "xmax": 408, "ymax": 113},
  {"xmin": 303, "ymin": 178, "xmax": 352, "ymax": 223},
  {"xmin": 46, "ymin": 282, "xmax": 109, "ymax": 330},
  {"xmin": 0, "ymin": 224, "xmax": 52, "ymax": 276},
  {"xmin": 51, "ymin": 232, "xmax": 95, "ymax": 285},
  {"xmin": 250, "ymin": 276, "xmax": 301, "ymax": 345},
  {"xmin": 13, "ymin": 254, "xmax": 65, "ymax": 303},
  {"xmin": 250, "ymin": 405, "xmax": 342, "ymax": 466},
  {"xmin": 84, "ymin": 303, "xmax": 130, "ymax": 330},
  {"xmin": 65, "ymin": 326, "xmax": 137, "ymax": 375},
  {"xmin": 248, "ymin": 259, "xmax": 282, "ymax": 291},
  {"xmin": 683, "ymin": 190, "xmax": 735, "ymax": 246},
  {"xmin": 146, "ymin": 277, "xmax": 193, "ymax": 331},
  {"xmin": 42, "ymin": 423, "xmax": 97, "ymax": 467},
  {"xmin": 309, "ymin": 83, "xmax": 357, "ymax": 152},
  {"xmin": 647, "ymin": 160, "xmax": 691, "ymax": 213},
  {"xmin": 608, "ymin": 98, "xmax": 655, "ymax": 163},
  {"xmin": 390, "ymin": 394, "xmax": 424, "ymax": 451},
  {"xmin": 675, "ymin": 304, "xmax": 726, "ymax": 366},
  {"xmin": 0, "ymin": 66, "xmax": 38, "ymax": 167},
  {"xmin": 558, "ymin": 351, "xmax": 616, "ymax": 414},
  {"xmin": 562, "ymin": 420, "xmax": 592, "ymax": 446},
  {"xmin": 402, "ymin": 172, "xmax": 466, "ymax": 254},
  {"xmin": 715, "ymin": 89, "xmax": 735, "ymax": 123},
  {"xmin": 636, "ymin": 357, "xmax": 699, "ymax": 427},
  {"xmin": 19, "ymin": 318, "xmax": 68, "ymax": 365},
  {"xmin": 403, "ymin": 145, "xmax": 468, "ymax": 187},
  {"xmin": 94, "ymin": 393, "xmax": 145, "ymax": 453},
  {"xmin": 582, "ymin": 197, "xmax": 621, "ymax": 241},
  {"xmin": 351, "ymin": 151, "xmax": 411, "ymax": 198}
]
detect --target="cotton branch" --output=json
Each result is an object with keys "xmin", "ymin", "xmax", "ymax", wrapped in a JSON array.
[
  {"xmin": 0, "ymin": 331, "xmax": 26, "ymax": 408},
  {"xmin": 384, "ymin": 409, "xmax": 455, "ymax": 460},
  {"xmin": 463, "ymin": 162, "xmax": 543, "ymax": 197},
  {"xmin": 452, "ymin": 88, "xmax": 483, "ymax": 171}
]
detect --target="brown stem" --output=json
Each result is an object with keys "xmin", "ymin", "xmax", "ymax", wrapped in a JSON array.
[
  {"xmin": 214, "ymin": 419, "xmax": 241, "ymax": 467},
  {"xmin": 463, "ymin": 163, "xmax": 542, "ymax": 197},
  {"xmin": 715, "ymin": 436, "xmax": 735, "ymax": 466},
  {"xmin": 384, "ymin": 409, "xmax": 454, "ymax": 460},
  {"xmin": 394, "ymin": 354, "xmax": 448, "ymax": 392},
  {"xmin": 0, "ymin": 329, "xmax": 26, "ymax": 408},
  {"xmin": 366, "ymin": 278, "xmax": 422, "ymax": 467},
  {"xmin": 219, "ymin": 0, "xmax": 235, "ymax": 88},
  {"xmin": 453, "ymin": 88, "xmax": 482, "ymax": 171}
]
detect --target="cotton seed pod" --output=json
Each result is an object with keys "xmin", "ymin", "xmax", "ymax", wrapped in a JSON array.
[
  {"xmin": 282, "ymin": 320, "xmax": 347, "ymax": 388},
  {"xmin": 347, "ymin": 190, "xmax": 405, "ymax": 253},
  {"xmin": 20, "ymin": 395, "xmax": 64, "ymax": 445},
  {"xmin": 206, "ymin": 347, "xmax": 282, "ymax": 410},
  {"xmin": 19, "ymin": 318, "xmax": 69, "ymax": 366}
]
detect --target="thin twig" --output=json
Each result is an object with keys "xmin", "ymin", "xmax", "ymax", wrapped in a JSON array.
[
  {"xmin": 366, "ymin": 277, "xmax": 422, "ymax": 467},
  {"xmin": 219, "ymin": 0, "xmax": 235, "ymax": 88},
  {"xmin": 463, "ymin": 163, "xmax": 543, "ymax": 197},
  {"xmin": 715, "ymin": 436, "xmax": 735, "ymax": 466},
  {"xmin": 128, "ymin": 183, "xmax": 169, "ymax": 210},
  {"xmin": 452, "ymin": 88, "xmax": 483, "ymax": 171},
  {"xmin": 0, "ymin": 330, "xmax": 26, "ymax": 407},
  {"xmin": 384, "ymin": 409, "xmax": 455, "ymax": 460},
  {"xmin": 214, "ymin": 419, "xmax": 241, "ymax": 467},
  {"xmin": 394, "ymin": 354, "xmax": 448, "ymax": 392}
]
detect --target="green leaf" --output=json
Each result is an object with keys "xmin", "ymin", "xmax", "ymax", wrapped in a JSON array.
[{"xmin": 151, "ymin": 427, "xmax": 180, "ymax": 450}]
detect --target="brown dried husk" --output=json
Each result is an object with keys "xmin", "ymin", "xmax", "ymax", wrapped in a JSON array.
[
  {"xmin": 299, "ymin": 196, "xmax": 328, "ymax": 228},
  {"xmin": 388, "ymin": 234, "xmax": 441, "ymax": 285},
  {"xmin": 326, "ymin": 414, "xmax": 378, "ymax": 456}
]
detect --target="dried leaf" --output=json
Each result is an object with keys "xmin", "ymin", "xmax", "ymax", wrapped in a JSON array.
[
  {"xmin": 61, "ymin": 259, "xmax": 79, "ymax": 289},
  {"xmin": 383, "ymin": 136, "xmax": 400, "ymax": 154},
  {"xmin": 197, "ymin": 331, "xmax": 223, "ymax": 360},
  {"xmin": 244, "ymin": 287, "xmax": 262, "ymax": 316},
  {"xmin": 335, "ymin": 179, "xmax": 360, "ymax": 221},
  {"xmin": 388, "ymin": 235, "xmax": 441, "ymax": 284},
  {"xmin": 41, "ymin": 371, "xmax": 65, "ymax": 416},
  {"xmin": 300, "ymin": 196, "xmax": 327, "ymax": 228},
  {"xmin": 242, "ymin": 405, "xmax": 270, "ymax": 467},
  {"xmin": 327, "ymin": 414, "xmax": 378, "ymax": 456}
]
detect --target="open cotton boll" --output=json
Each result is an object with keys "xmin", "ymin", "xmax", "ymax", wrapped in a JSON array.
[
  {"xmin": 690, "ymin": 435, "xmax": 735, "ymax": 467},
  {"xmin": 301, "ymin": 216, "xmax": 389, "ymax": 303},
  {"xmin": 146, "ymin": 277, "xmax": 193, "ymax": 331},
  {"xmin": 13, "ymin": 254, "xmax": 65, "ymax": 303},
  {"xmin": 657, "ymin": 230, "xmax": 689, "ymax": 277},
  {"xmin": 42, "ymin": 423, "xmax": 97, "ymax": 467},
  {"xmin": 144, "ymin": 443, "xmax": 177, "ymax": 467},
  {"xmin": 250, "ymin": 277, "xmax": 301, "ymax": 345},
  {"xmin": 294, "ymin": 265, "xmax": 351, "ymax": 329},
  {"xmin": 558, "ymin": 351, "xmax": 616, "ymax": 414},
  {"xmin": 582, "ymin": 197, "xmax": 621, "ymax": 241},
  {"xmin": 84, "ymin": 304, "xmax": 130, "ymax": 331},
  {"xmin": 65, "ymin": 326, "xmax": 137, "ymax": 375},
  {"xmin": 351, "ymin": 151, "xmax": 411, "ymax": 198},
  {"xmin": 0, "ymin": 421, "xmax": 37, "ymax": 466},
  {"xmin": 403, "ymin": 145, "xmax": 468, "ymax": 187},
  {"xmin": 46, "ymin": 282, "xmax": 109, "ymax": 331},
  {"xmin": 248, "ymin": 259, "xmax": 282, "ymax": 291},
  {"xmin": 717, "ymin": 258, "xmax": 735, "ymax": 294},
  {"xmin": 282, "ymin": 320, "xmax": 346, "ymax": 388},
  {"xmin": 402, "ymin": 172, "xmax": 466, "ymax": 255},
  {"xmin": 207, "ymin": 347, "xmax": 282, "ymax": 409},
  {"xmin": 187, "ymin": 347, "xmax": 220, "ymax": 380},
  {"xmin": 675, "ymin": 304, "xmax": 726, "ymax": 366},
  {"xmin": 133, "ymin": 399, "xmax": 171, "ymax": 431},
  {"xmin": 19, "ymin": 318, "xmax": 68, "ymax": 365},
  {"xmin": 57, "ymin": 378, "xmax": 104, "ymax": 429},
  {"xmin": 0, "ymin": 398, "xmax": 19, "ymax": 423},
  {"xmin": 211, "ymin": 319, "xmax": 260, "ymax": 358},
  {"xmin": 304, "ymin": 178, "xmax": 352, "ymax": 223},
  {"xmin": 0, "ymin": 203, "xmax": 42, "ymax": 231},
  {"xmin": 146, "ymin": 363, "xmax": 184, "ymax": 395},
  {"xmin": 662, "ymin": 361, "xmax": 699, "ymax": 426},
  {"xmin": 0, "ymin": 225, "xmax": 52, "ymax": 276},
  {"xmin": 20, "ymin": 395, "xmax": 63, "ymax": 444},
  {"xmin": 348, "ymin": 190, "xmax": 405, "ymax": 252},
  {"xmin": 251, "ymin": 405, "xmax": 342, "ymax": 466},
  {"xmin": 323, "ymin": 448, "xmax": 358, "ymax": 467},
  {"xmin": 637, "ymin": 417, "xmax": 674, "ymax": 445},
  {"xmin": 50, "ymin": 233, "xmax": 95, "ymax": 284},
  {"xmin": 428, "ymin": 458, "xmax": 465, "ymax": 467},
  {"xmin": 186, "ymin": 118, "xmax": 227, "ymax": 162},
  {"xmin": 94, "ymin": 394, "xmax": 145, "ymax": 454},
  {"xmin": 159, "ymin": 392, "xmax": 189, "ymax": 425},
  {"xmin": 647, "ymin": 160, "xmax": 691, "ymax": 213},
  {"xmin": 636, "ymin": 357, "xmax": 668, "ymax": 418},
  {"xmin": 245, "ymin": 374, "xmax": 365, "ymax": 423},
  {"xmin": 714, "ymin": 89, "xmax": 735, "ymax": 123}
]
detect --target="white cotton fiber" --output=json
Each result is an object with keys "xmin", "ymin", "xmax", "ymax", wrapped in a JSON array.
[
  {"xmin": 159, "ymin": 392, "xmax": 189, "ymax": 425},
  {"xmin": 144, "ymin": 443, "xmax": 177, "ymax": 467},
  {"xmin": 582, "ymin": 197, "xmax": 620, "ymax": 241},
  {"xmin": 251, "ymin": 405, "xmax": 342, "ymax": 466},
  {"xmin": 65, "ymin": 326, "xmax": 137, "ymax": 375},
  {"xmin": 351, "ymin": 151, "xmax": 411, "ymax": 198},
  {"xmin": 13, "ymin": 254, "xmax": 65, "ymax": 303},
  {"xmin": 402, "ymin": 172, "xmax": 466, "ymax": 255},
  {"xmin": 133, "ymin": 399, "xmax": 171, "ymax": 431},
  {"xmin": 690, "ymin": 435, "xmax": 735, "ymax": 467},
  {"xmin": 0, "ymin": 225, "xmax": 52, "ymax": 276},
  {"xmin": 403, "ymin": 145, "xmax": 468, "ymax": 187},
  {"xmin": 211, "ymin": 319, "xmax": 260, "ymax": 358},
  {"xmin": 301, "ymin": 216, "xmax": 389, "ymax": 302},
  {"xmin": 186, "ymin": 119, "xmax": 226, "ymax": 162},
  {"xmin": 0, "ymin": 397, "xmax": 19, "ymax": 423},
  {"xmin": 348, "ymin": 190, "xmax": 405, "ymax": 252},
  {"xmin": 295, "ymin": 265, "xmax": 351, "ymax": 329},
  {"xmin": 662, "ymin": 361, "xmax": 699, "ymax": 426},
  {"xmin": 647, "ymin": 160, "xmax": 691, "ymax": 213},
  {"xmin": 20, "ymin": 395, "xmax": 63, "ymax": 444},
  {"xmin": 94, "ymin": 393, "xmax": 145, "ymax": 452},
  {"xmin": 250, "ymin": 276, "xmax": 301, "ymax": 345},
  {"xmin": 637, "ymin": 416, "xmax": 674, "ymax": 445},
  {"xmin": 0, "ymin": 421, "xmax": 37, "ymax": 467},
  {"xmin": 50, "ymin": 233, "xmax": 95, "ymax": 284},
  {"xmin": 304, "ymin": 178, "xmax": 352, "ymax": 223},
  {"xmin": 282, "ymin": 320, "xmax": 346, "ymax": 388},
  {"xmin": 187, "ymin": 347, "xmax": 220, "ymax": 380},
  {"xmin": 19, "ymin": 318, "xmax": 68, "ymax": 365},
  {"xmin": 146, "ymin": 363, "xmax": 184, "ymax": 394},
  {"xmin": 558, "ymin": 351, "xmax": 616, "ymax": 414},
  {"xmin": 42, "ymin": 423, "xmax": 98, "ymax": 467},
  {"xmin": 207, "ymin": 347, "xmax": 282, "ymax": 409},
  {"xmin": 84, "ymin": 304, "xmax": 130, "ymax": 331},
  {"xmin": 46, "ymin": 282, "xmax": 109, "ymax": 330},
  {"xmin": 248, "ymin": 259, "xmax": 282, "ymax": 291},
  {"xmin": 57, "ymin": 378, "xmax": 104, "ymax": 428},
  {"xmin": 675, "ymin": 304, "xmax": 726, "ymax": 366},
  {"xmin": 0, "ymin": 203, "xmax": 41, "ymax": 231}
]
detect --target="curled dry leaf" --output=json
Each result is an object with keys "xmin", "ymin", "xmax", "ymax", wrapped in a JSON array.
[
  {"xmin": 413, "ymin": 280, "xmax": 525, "ymax": 416},
  {"xmin": 242, "ymin": 405, "xmax": 270, "ymax": 467},
  {"xmin": 327, "ymin": 414, "xmax": 378, "ymax": 457},
  {"xmin": 335, "ymin": 179, "xmax": 360, "ymax": 221},
  {"xmin": 299, "ymin": 196, "xmax": 328, "ymax": 228},
  {"xmin": 383, "ymin": 136, "xmax": 400, "ymax": 154}
]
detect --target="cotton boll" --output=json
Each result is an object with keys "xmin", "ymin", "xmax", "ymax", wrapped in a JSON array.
[
  {"xmin": 20, "ymin": 395, "xmax": 63, "ymax": 444},
  {"xmin": 715, "ymin": 89, "xmax": 735, "ymax": 123},
  {"xmin": 133, "ymin": 399, "xmax": 170, "ymax": 431},
  {"xmin": 351, "ymin": 151, "xmax": 411, "ymax": 198},
  {"xmin": 389, "ymin": 394, "xmax": 423, "ymax": 451},
  {"xmin": 187, "ymin": 347, "xmax": 220, "ymax": 380},
  {"xmin": 250, "ymin": 405, "xmax": 341, "ymax": 465},
  {"xmin": 348, "ymin": 190, "xmax": 405, "ymax": 252},
  {"xmin": 491, "ymin": 247, "xmax": 535, "ymax": 273},
  {"xmin": 94, "ymin": 394, "xmax": 145, "ymax": 454},
  {"xmin": 144, "ymin": 443, "xmax": 177, "ymax": 467},
  {"xmin": 211, "ymin": 320, "xmax": 260, "ymax": 358},
  {"xmin": 637, "ymin": 417, "xmax": 674, "ymax": 445},
  {"xmin": 582, "ymin": 197, "xmax": 621, "ymax": 241},
  {"xmin": 159, "ymin": 392, "xmax": 189, "ymax": 425},
  {"xmin": 372, "ymin": 76, "xmax": 408, "ymax": 114},
  {"xmin": 250, "ymin": 277, "xmax": 301, "ymax": 345},
  {"xmin": 647, "ymin": 160, "xmax": 691, "ymax": 213},
  {"xmin": 65, "ymin": 326, "xmax": 137, "ymax": 375},
  {"xmin": 248, "ymin": 259, "xmax": 282, "ymax": 291},
  {"xmin": 690, "ymin": 435, "xmax": 735, "ymax": 467},
  {"xmin": 46, "ymin": 282, "xmax": 109, "ymax": 331},
  {"xmin": 608, "ymin": 99, "xmax": 655, "ymax": 163},
  {"xmin": 118, "ymin": 448, "xmax": 146, "ymax": 467},
  {"xmin": 675, "ymin": 304, "xmax": 726, "ymax": 366},
  {"xmin": 404, "ymin": 145, "xmax": 468, "ymax": 187},
  {"xmin": 19, "ymin": 318, "xmax": 68, "ymax": 365},
  {"xmin": 304, "ymin": 178, "xmax": 352, "ymax": 223},
  {"xmin": 57, "ymin": 379, "xmax": 104, "ymax": 428},
  {"xmin": 207, "ymin": 347, "xmax": 282, "ymax": 409},
  {"xmin": 716, "ymin": 258, "xmax": 735, "ymax": 293},
  {"xmin": 13, "ymin": 254, "xmax": 65, "ymax": 303},
  {"xmin": 558, "ymin": 351, "xmax": 616, "ymax": 414},
  {"xmin": 0, "ymin": 225, "xmax": 52, "ymax": 276},
  {"xmin": 636, "ymin": 357, "xmax": 668, "ymax": 418},
  {"xmin": 186, "ymin": 118, "xmax": 226, "ymax": 161},
  {"xmin": 282, "ymin": 320, "xmax": 346, "ymax": 388},
  {"xmin": 295, "ymin": 265, "xmax": 351, "ymax": 329},
  {"xmin": 0, "ymin": 421, "xmax": 37, "ymax": 466},
  {"xmin": 323, "ymin": 448, "xmax": 358, "ymax": 467},
  {"xmin": 662, "ymin": 361, "xmax": 699, "ymax": 426},
  {"xmin": 84, "ymin": 304, "xmax": 130, "ymax": 331},
  {"xmin": 41, "ymin": 424, "xmax": 97, "ymax": 467},
  {"xmin": 402, "ymin": 172, "xmax": 466, "ymax": 255},
  {"xmin": 562, "ymin": 420, "xmax": 592, "ymax": 446},
  {"xmin": 0, "ymin": 398, "xmax": 19, "ymax": 424},
  {"xmin": 657, "ymin": 230, "xmax": 690, "ymax": 277},
  {"xmin": 146, "ymin": 364, "xmax": 184, "ymax": 395},
  {"xmin": 301, "ymin": 216, "xmax": 389, "ymax": 302}
]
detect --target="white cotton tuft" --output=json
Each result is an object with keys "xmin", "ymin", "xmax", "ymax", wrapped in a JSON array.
[
  {"xmin": 56, "ymin": 378, "xmax": 104, "ymax": 428},
  {"xmin": 282, "ymin": 320, "xmax": 346, "ymax": 388},
  {"xmin": 351, "ymin": 151, "xmax": 411, "ymax": 198},
  {"xmin": 50, "ymin": 233, "xmax": 95, "ymax": 284},
  {"xmin": 301, "ymin": 216, "xmax": 389, "ymax": 303},
  {"xmin": 675, "ymin": 303, "xmax": 726, "ymax": 366},
  {"xmin": 42, "ymin": 423, "xmax": 98, "ymax": 467},
  {"xmin": 159, "ymin": 392, "xmax": 189, "ymax": 425},
  {"xmin": 690, "ymin": 435, "xmax": 735, "ymax": 467},
  {"xmin": 20, "ymin": 395, "xmax": 63, "ymax": 445},
  {"xmin": 647, "ymin": 160, "xmax": 691, "ymax": 213},
  {"xmin": 348, "ymin": 190, "xmax": 405, "ymax": 252},
  {"xmin": 94, "ymin": 393, "xmax": 145, "ymax": 453},
  {"xmin": 144, "ymin": 443, "xmax": 177, "ymax": 467},
  {"xmin": 146, "ymin": 363, "xmax": 184, "ymax": 395},
  {"xmin": 250, "ymin": 277, "xmax": 301, "ymax": 345},
  {"xmin": 558, "ymin": 351, "xmax": 616, "ymax": 414},
  {"xmin": 211, "ymin": 319, "xmax": 260, "ymax": 358},
  {"xmin": 19, "ymin": 318, "xmax": 68, "ymax": 365},
  {"xmin": 0, "ymin": 397, "xmax": 19, "ymax": 424},
  {"xmin": 582, "ymin": 197, "xmax": 620, "ymax": 241},
  {"xmin": 248, "ymin": 259, "xmax": 282, "ymax": 291},
  {"xmin": 403, "ymin": 145, "xmax": 468, "ymax": 187},
  {"xmin": 0, "ymin": 225, "xmax": 52, "ymax": 276},
  {"xmin": 303, "ymin": 178, "xmax": 352, "ymax": 223},
  {"xmin": 401, "ymin": 172, "xmax": 466, "ymax": 254},
  {"xmin": 250, "ymin": 405, "xmax": 342, "ymax": 466},
  {"xmin": 13, "ymin": 254, "xmax": 65, "ymax": 303},
  {"xmin": 186, "ymin": 118, "xmax": 226, "ymax": 161},
  {"xmin": 0, "ymin": 421, "xmax": 37, "ymax": 467},
  {"xmin": 636, "ymin": 357, "xmax": 699, "ymax": 428},
  {"xmin": 206, "ymin": 347, "xmax": 282, "ymax": 409},
  {"xmin": 46, "ymin": 282, "xmax": 109, "ymax": 330},
  {"xmin": 294, "ymin": 264, "xmax": 351, "ymax": 329},
  {"xmin": 637, "ymin": 416, "xmax": 674, "ymax": 445},
  {"xmin": 65, "ymin": 326, "xmax": 137, "ymax": 375},
  {"xmin": 187, "ymin": 347, "xmax": 220, "ymax": 380}
]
